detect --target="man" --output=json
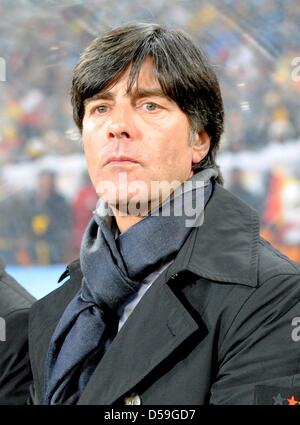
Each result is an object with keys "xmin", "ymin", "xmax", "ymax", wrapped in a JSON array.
[
  {"xmin": 28, "ymin": 23, "xmax": 300, "ymax": 405},
  {"xmin": 0, "ymin": 257, "xmax": 35, "ymax": 404},
  {"xmin": 24, "ymin": 170, "xmax": 72, "ymax": 264}
]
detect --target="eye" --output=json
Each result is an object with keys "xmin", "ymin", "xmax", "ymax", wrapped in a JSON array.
[
  {"xmin": 95, "ymin": 105, "xmax": 109, "ymax": 114},
  {"xmin": 143, "ymin": 102, "xmax": 160, "ymax": 112}
]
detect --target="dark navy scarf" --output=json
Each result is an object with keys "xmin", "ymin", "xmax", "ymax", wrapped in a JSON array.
[{"xmin": 43, "ymin": 168, "xmax": 217, "ymax": 405}]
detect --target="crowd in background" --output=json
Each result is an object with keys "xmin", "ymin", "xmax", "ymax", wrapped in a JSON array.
[{"xmin": 0, "ymin": 0, "xmax": 300, "ymax": 265}]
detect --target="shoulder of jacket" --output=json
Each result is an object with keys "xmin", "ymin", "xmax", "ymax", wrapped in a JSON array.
[
  {"xmin": 0, "ymin": 271, "xmax": 35, "ymax": 318},
  {"xmin": 257, "ymin": 238, "xmax": 300, "ymax": 284}
]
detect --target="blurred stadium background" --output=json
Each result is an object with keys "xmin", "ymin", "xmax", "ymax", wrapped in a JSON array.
[{"xmin": 0, "ymin": 0, "xmax": 300, "ymax": 298}]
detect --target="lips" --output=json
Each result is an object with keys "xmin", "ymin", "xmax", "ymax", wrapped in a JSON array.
[{"xmin": 104, "ymin": 155, "xmax": 139, "ymax": 166}]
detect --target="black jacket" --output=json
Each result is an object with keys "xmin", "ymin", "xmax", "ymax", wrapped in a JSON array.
[
  {"xmin": 0, "ymin": 258, "xmax": 36, "ymax": 404},
  {"xmin": 28, "ymin": 184, "xmax": 300, "ymax": 404}
]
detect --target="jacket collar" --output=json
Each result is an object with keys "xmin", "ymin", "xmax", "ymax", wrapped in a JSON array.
[
  {"xmin": 59, "ymin": 183, "xmax": 260, "ymax": 289},
  {"xmin": 165, "ymin": 183, "xmax": 260, "ymax": 287}
]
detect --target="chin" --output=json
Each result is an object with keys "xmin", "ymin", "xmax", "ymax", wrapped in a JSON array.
[{"xmin": 112, "ymin": 191, "xmax": 151, "ymax": 217}]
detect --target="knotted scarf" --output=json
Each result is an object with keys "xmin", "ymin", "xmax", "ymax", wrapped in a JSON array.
[{"xmin": 44, "ymin": 168, "xmax": 217, "ymax": 404}]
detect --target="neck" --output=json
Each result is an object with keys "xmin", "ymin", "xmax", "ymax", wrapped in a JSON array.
[
  {"xmin": 113, "ymin": 211, "xmax": 144, "ymax": 233},
  {"xmin": 111, "ymin": 195, "xmax": 165, "ymax": 233}
]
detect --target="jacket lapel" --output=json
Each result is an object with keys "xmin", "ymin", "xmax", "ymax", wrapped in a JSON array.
[{"xmin": 78, "ymin": 266, "xmax": 201, "ymax": 405}]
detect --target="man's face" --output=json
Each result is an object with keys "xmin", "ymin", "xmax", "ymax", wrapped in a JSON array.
[{"xmin": 82, "ymin": 57, "xmax": 206, "ymax": 213}]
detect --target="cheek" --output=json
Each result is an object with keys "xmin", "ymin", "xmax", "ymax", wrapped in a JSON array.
[
  {"xmin": 157, "ymin": 133, "xmax": 192, "ymax": 172},
  {"xmin": 84, "ymin": 150, "xmax": 98, "ymax": 187},
  {"xmin": 83, "ymin": 117, "xmax": 96, "ymax": 133},
  {"xmin": 82, "ymin": 137, "xmax": 101, "ymax": 183}
]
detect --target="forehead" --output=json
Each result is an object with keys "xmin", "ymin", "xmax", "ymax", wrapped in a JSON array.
[{"xmin": 128, "ymin": 56, "xmax": 159, "ymax": 88}]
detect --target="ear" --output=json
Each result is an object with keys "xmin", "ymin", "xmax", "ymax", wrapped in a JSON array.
[{"xmin": 191, "ymin": 130, "xmax": 211, "ymax": 165}]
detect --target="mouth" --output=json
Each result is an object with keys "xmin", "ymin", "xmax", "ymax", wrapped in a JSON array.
[{"xmin": 104, "ymin": 156, "xmax": 140, "ymax": 166}]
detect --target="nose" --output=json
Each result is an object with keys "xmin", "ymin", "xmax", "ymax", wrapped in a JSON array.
[{"xmin": 106, "ymin": 105, "xmax": 136, "ymax": 141}]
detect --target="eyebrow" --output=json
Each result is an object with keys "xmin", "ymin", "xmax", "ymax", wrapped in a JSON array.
[
  {"xmin": 84, "ymin": 87, "xmax": 171, "ymax": 107},
  {"xmin": 130, "ymin": 88, "xmax": 169, "ymax": 101},
  {"xmin": 84, "ymin": 91, "xmax": 114, "ymax": 106}
]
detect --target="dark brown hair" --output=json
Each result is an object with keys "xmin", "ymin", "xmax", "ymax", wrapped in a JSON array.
[{"xmin": 71, "ymin": 23, "xmax": 224, "ymax": 183}]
